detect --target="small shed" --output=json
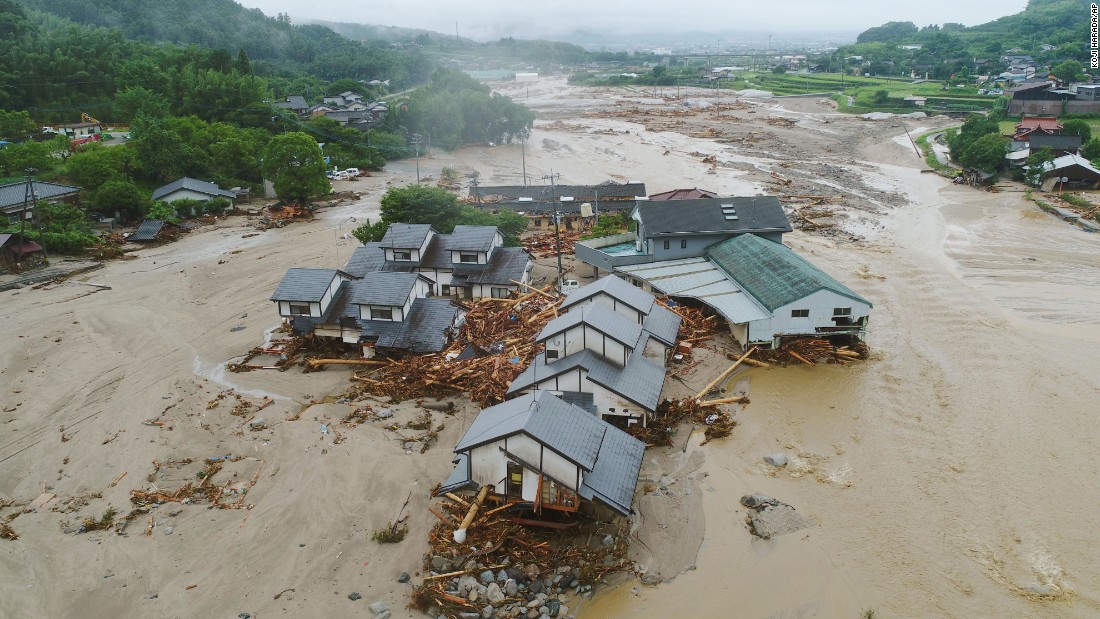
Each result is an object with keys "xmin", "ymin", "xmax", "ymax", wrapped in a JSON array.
[{"xmin": 0, "ymin": 233, "xmax": 44, "ymax": 267}]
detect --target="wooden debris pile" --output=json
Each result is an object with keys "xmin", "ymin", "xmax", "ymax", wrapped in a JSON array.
[
  {"xmin": 629, "ymin": 398, "xmax": 738, "ymax": 447},
  {"xmin": 0, "ymin": 521, "xmax": 17, "ymax": 540},
  {"xmin": 656, "ymin": 298, "xmax": 721, "ymax": 346},
  {"xmin": 411, "ymin": 496, "xmax": 629, "ymax": 618},
  {"xmin": 753, "ymin": 339, "xmax": 869, "ymax": 366},
  {"xmin": 348, "ymin": 287, "xmax": 562, "ymax": 405},
  {"xmin": 230, "ymin": 334, "xmax": 345, "ymax": 372},
  {"xmin": 256, "ymin": 203, "xmax": 313, "ymax": 230},
  {"xmin": 521, "ymin": 229, "xmax": 583, "ymax": 258},
  {"xmin": 129, "ymin": 457, "xmax": 263, "ymax": 510}
]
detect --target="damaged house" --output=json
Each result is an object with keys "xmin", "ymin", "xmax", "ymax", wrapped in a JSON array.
[
  {"xmin": 344, "ymin": 223, "xmax": 533, "ymax": 299},
  {"xmin": 506, "ymin": 276, "xmax": 680, "ymax": 429},
  {"xmin": 270, "ymin": 268, "xmax": 464, "ymax": 358},
  {"xmin": 438, "ymin": 391, "xmax": 645, "ymax": 517}
]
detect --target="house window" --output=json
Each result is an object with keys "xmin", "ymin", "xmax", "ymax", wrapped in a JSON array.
[
  {"xmin": 459, "ymin": 252, "xmax": 478, "ymax": 263},
  {"xmin": 533, "ymin": 219, "xmax": 542, "ymax": 227},
  {"xmin": 663, "ymin": 240, "xmax": 670, "ymax": 250},
  {"xmin": 833, "ymin": 307, "xmax": 852, "ymax": 317},
  {"xmin": 791, "ymin": 309, "xmax": 809, "ymax": 318},
  {"xmin": 370, "ymin": 307, "xmax": 393, "ymax": 320},
  {"xmin": 288, "ymin": 303, "xmax": 310, "ymax": 315},
  {"xmin": 491, "ymin": 287, "xmax": 510, "ymax": 299},
  {"xmin": 680, "ymin": 239, "xmax": 687, "ymax": 249},
  {"xmin": 545, "ymin": 349, "xmax": 559, "ymax": 360},
  {"xmin": 441, "ymin": 285, "xmax": 451, "ymax": 296},
  {"xmin": 392, "ymin": 250, "xmax": 411, "ymax": 260},
  {"xmin": 507, "ymin": 463, "xmax": 523, "ymax": 499},
  {"xmin": 608, "ymin": 407, "xmax": 616, "ymax": 413}
]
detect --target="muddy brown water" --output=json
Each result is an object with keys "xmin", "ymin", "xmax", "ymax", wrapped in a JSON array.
[{"xmin": 581, "ymin": 162, "xmax": 1100, "ymax": 617}]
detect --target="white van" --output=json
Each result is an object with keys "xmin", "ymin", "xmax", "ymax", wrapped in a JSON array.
[{"xmin": 343, "ymin": 168, "xmax": 360, "ymax": 177}]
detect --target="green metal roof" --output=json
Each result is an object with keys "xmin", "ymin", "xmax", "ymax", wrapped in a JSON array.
[{"xmin": 705, "ymin": 235, "xmax": 872, "ymax": 312}]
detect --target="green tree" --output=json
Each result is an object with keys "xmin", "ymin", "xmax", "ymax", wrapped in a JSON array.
[
  {"xmin": 771, "ymin": 65, "xmax": 788, "ymax": 74},
  {"xmin": 1023, "ymin": 147, "xmax": 1055, "ymax": 185},
  {"xmin": 958, "ymin": 133, "xmax": 1007, "ymax": 173},
  {"xmin": 351, "ymin": 219, "xmax": 387, "ymax": 244},
  {"xmin": 114, "ymin": 87, "xmax": 170, "ymax": 120},
  {"xmin": 0, "ymin": 109, "xmax": 37, "ymax": 141},
  {"xmin": 378, "ymin": 185, "xmax": 463, "ymax": 231},
  {"xmin": 93, "ymin": 178, "xmax": 149, "ymax": 221},
  {"xmin": 1051, "ymin": 60, "xmax": 1083, "ymax": 84},
  {"xmin": 261, "ymin": 132, "xmax": 329, "ymax": 205},
  {"xmin": 871, "ymin": 89, "xmax": 889, "ymax": 104},
  {"xmin": 0, "ymin": 141, "xmax": 54, "ymax": 176},
  {"xmin": 130, "ymin": 116, "xmax": 189, "ymax": 181},
  {"xmin": 1061, "ymin": 119, "xmax": 1091, "ymax": 142},
  {"xmin": 147, "ymin": 201, "xmax": 179, "ymax": 224},
  {"xmin": 66, "ymin": 144, "xmax": 135, "ymax": 191},
  {"xmin": 1081, "ymin": 138, "xmax": 1100, "ymax": 161}
]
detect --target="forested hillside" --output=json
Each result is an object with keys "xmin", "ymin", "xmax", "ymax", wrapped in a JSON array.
[{"xmin": 843, "ymin": 0, "xmax": 1089, "ymax": 78}]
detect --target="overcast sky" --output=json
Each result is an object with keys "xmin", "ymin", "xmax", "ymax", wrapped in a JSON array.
[{"xmin": 237, "ymin": 0, "xmax": 1028, "ymax": 41}]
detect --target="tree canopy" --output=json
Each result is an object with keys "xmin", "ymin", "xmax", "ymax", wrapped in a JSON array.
[
  {"xmin": 354, "ymin": 185, "xmax": 527, "ymax": 247},
  {"xmin": 261, "ymin": 132, "xmax": 329, "ymax": 204}
]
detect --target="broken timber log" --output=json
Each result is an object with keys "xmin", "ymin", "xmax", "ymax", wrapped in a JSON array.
[
  {"xmin": 696, "ymin": 346, "xmax": 757, "ymax": 399},
  {"xmin": 308, "ymin": 358, "xmax": 389, "ymax": 367},
  {"xmin": 454, "ymin": 485, "xmax": 490, "ymax": 543}
]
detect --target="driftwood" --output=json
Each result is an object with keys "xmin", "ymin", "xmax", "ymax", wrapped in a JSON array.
[{"xmin": 696, "ymin": 346, "xmax": 757, "ymax": 399}]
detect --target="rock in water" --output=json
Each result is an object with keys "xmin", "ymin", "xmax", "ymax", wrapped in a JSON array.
[{"xmin": 763, "ymin": 453, "xmax": 788, "ymax": 467}]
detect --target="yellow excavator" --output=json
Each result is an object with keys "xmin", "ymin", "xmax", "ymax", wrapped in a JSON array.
[{"xmin": 80, "ymin": 112, "xmax": 100, "ymax": 124}]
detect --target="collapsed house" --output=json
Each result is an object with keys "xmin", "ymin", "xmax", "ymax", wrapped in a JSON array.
[
  {"xmin": 506, "ymin": 276, "xmax": 680, "ymax": 429},
  {"xmin": 438, "ymin": 390, "xmax": 646, "ymax": 517},
  {"xmin": 344, "ymin": 223, "xmax": 533, "ymax": 299},
  {"xmin": 270, "ymin": 268, "xmax": 465, "ymax": 357}
]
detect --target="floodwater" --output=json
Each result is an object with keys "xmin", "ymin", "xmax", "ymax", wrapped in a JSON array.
[{"xmin": 580, "ymin": 135, "xmax": 1100, "ymax": 617}]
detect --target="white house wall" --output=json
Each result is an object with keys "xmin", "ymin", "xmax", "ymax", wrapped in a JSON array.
[
  {"xmin": 522, "ymin": 368, "xmax": 587, "ymax": 394},
  {"xmin": 592, "ymin": 383, "xmax": 650, "ymax": 425},
  {"xmin": 278, "ymin": 300, "xmax": 323, "ymax": 318},
  {"xmin": 470, "ymin": 443, "xmax": 506, "ymax": 490},
  {"xmin": 575, "ymin": 294, "xmax": 645, "ymax": 324},
  {"xmin": 542, "ymin": 325, "xmax": 629, "ymax": 365},
  {"xmin": 359, "ymin": 304, "xmax": 403, "ymax": 321},
  {"xmin": 318, "ymin": 274, "xmax": 345, "ymax": 315},
  {"xmin": 505, "ymin": 434, "xmax": 579, "ymax": 493},
  {"xmin": 748, "ymin": 289, "xmax": 871, "ymax": 343},
  {"xmin": 451, "ymin": 250, "xmax": 488, "ymax": 265}
]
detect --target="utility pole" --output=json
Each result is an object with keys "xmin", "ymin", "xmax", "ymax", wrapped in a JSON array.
[
  {"xmin": 541, "ymin": 171, "xmax": 563, "ymax": 292},
  {"xmin": 517, "ymin": 127, "xmax": 529, "ymax": 186},
  {"xmin": 20, "ymin": 167, "xmax": 47, "ymax": 265},
  {"xmin": 410, "ymin": 133, "xmax": 423, "ymax": 184}
]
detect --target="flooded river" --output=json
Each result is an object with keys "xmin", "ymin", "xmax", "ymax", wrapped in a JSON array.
[{"xmin": 577, "ymin": 138, "xmax": 1100, "ymax": 617}]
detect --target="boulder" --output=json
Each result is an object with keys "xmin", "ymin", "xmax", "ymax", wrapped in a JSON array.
[
  {"xmin": 486, "ymin": 583, "xmax": 505, "ymax": 604},
  {"xmin": 740, "ymin": 494, "xmax": 777, "ymax": 509},
  {"xmin": 763, "ymin": 453, "xmax": 788, "ymax": 467}
]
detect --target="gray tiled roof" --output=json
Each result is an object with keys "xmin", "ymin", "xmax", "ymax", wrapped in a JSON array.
[
  {"xmin": 579, "ymin": 425, "xmax": 645, "ymax": 516},
  {"xmin": 473, "ymin": 182, "xmax": 646, "ymax": 200},
  {"xmin": 151, "ymin": 177, "xmax": 235, "ymax": 202},
  {"xmin": 446, "ymin": 225, "xmax": 498, "ymax": 252},
  {"xmin": 270, "ymin": 268, "xmax": 342, "ymax": 302},
  {"xmin": 347, "ymin": 271, "xmax": 422, "ymax": 306},
  {"xmin": 641, "ymin": 304, "xmax": 682, "ymax": 346},
  {"xmin": 557, "ymin": 391, "xmax": 597, "ymax": 415},
  {"xmin": 343, "ymin": 243, "xmax": 387, "ymax": 278},
  {"xmin": 380, "ymin": 223, "xmax": 434, "ymax": 250},
  {"xmin": 586, "ymin": 349, "xmax": 667, "ymax": 413},
  {"xmin": 0, "ymin": 180, "xmax": 81, "ymax": 212},
  {"xmin": 456, "ymin": 247, "xmax": 531, "ymax": 285},
  {"xmin": 455, "ymin": 391, "xmax": 607, "ymax": 470},
  {"xmin": 273, "ymin": 95, "xmax": 308, "ymax": 110},
  {"xmin": 635, "ymin": 196, "xmax": 791, "ymax": 236},
  {"xmin": 707, "ymin": 234, "xmax": 872, "ymax": 312},
  {"xmin": 383, "ymin": 298, "xmax": 461, "ymax": 353},
  {"xmin": 508, "ymin": 349, "xmax": 666, "ymax": 413},
  {"xmin": 472, "ymin": 200, "xmax": 639, "ymax": 216},
  {"xmin": 560, "ymin": 275, "xmax": 657, "ymax": 315},
  {"xmin": 538, "ymin": 302, "xmax": 643, "ymax": 349},
  {"xmin": 129, "ymin": 219, "xmax": 166, "ymax": 242},
  {"xmin": 448, "ymin": 391, "xmax": 644, "ymax": 515}
]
